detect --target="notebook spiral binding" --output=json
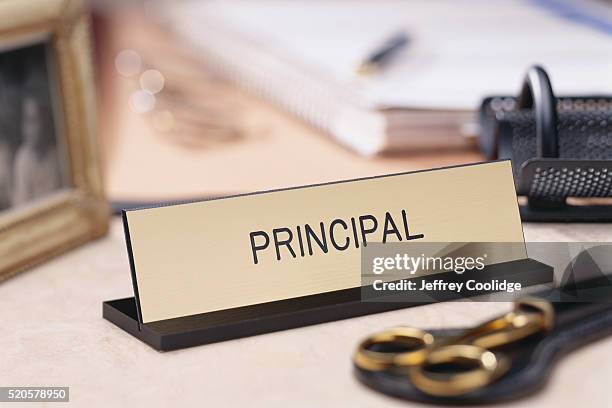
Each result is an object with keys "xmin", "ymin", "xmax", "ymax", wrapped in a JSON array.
[{"xmin": 479, "ymin": 65, "xmax": 612, "ymax": 222}]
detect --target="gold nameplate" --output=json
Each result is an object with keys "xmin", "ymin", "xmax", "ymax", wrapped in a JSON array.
[{"xmin": 124, "ymin": 161, "xmax": 524, "ymax": 323}]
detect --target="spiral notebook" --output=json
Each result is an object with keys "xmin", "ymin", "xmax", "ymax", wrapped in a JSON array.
[{"xmin": 162, "ymin": 0, "xmax": 612, "ymax": 155}]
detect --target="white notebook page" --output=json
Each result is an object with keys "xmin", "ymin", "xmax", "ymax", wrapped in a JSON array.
[{"xmin": 173, "ymin": 0, "xmax": 612, "ymax": 110}]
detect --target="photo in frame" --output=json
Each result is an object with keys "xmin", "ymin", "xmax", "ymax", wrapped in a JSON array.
[{"xmin": 0, "ymin": 0, "xmax": 108, "ymax": 281}]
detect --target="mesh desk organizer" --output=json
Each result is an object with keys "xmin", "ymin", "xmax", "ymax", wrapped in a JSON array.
[{"xmin": 479, "ymin": 66, "xmax": 612, "ymax": 222}]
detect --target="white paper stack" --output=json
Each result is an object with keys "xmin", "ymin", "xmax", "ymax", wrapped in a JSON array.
[{"xmin": 161, "ymin": 0, "xmax": 612, "ymax": 155}]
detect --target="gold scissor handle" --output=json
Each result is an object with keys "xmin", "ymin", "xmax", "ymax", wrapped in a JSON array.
[
  {"xmin": 453, "ymin": 298, "xmax": 554, "ymax": 350},
  {"xmin": 353, "ymin": 327, "xmax": 434, "ymax": 371},
  {"xmin": 354, "ymin": 328, "xmax": 509, "ymax": 396},
  {"xmin": 408, "ymin": 344, "xmax": 509, "ymax": 397}
]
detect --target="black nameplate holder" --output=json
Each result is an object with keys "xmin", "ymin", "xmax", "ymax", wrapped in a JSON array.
[{"xmin": 103, "ymin": 258, "xmax": 552, "ymax": 351}]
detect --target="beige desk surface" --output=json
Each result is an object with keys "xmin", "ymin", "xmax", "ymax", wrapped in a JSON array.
[{"xmin": 1, "ymin": 219, "xmax": 612, "ymax": 407}]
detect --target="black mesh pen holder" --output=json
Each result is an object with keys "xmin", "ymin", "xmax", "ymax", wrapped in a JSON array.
[{"xmin": 479, "ymin": 65, "xmax": 612, "ymax": 222}]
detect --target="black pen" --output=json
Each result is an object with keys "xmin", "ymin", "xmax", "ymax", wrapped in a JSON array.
[{"xmin": 356, "ymin": 32, "xmax": 410, "ymax": 75}]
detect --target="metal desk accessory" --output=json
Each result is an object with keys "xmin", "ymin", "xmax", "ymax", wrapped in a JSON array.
[{"xmin": 479, "ymin": 66, "xmax": 612, "ymax": 222}]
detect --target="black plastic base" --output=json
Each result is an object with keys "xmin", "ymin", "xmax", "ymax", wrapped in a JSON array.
[
  {"xmin": 520, "ymin": 204, "xmax": 612, "ymax": 222},
  {"xmin": 517, "ymin": 159, "xmax": 612, "ymax": 222},
  {"xmin": 103, "ymin": 258, "xmax": 553, "ymax": 351}
]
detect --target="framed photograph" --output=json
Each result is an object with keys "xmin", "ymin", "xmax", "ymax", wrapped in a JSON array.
[{"xmin": 0, "ymin": 0, "xmax": 108, "ymax": 281}]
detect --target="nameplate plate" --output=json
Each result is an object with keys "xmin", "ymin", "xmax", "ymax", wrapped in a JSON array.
[{"xmin": 123, "ymin": 161, "xmax": 524, "ymax": 323}]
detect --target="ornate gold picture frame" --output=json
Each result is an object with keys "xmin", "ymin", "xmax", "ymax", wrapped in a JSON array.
[{"xmin": 0, "ymin": 0, "xmax": 108, "ymax": 282}]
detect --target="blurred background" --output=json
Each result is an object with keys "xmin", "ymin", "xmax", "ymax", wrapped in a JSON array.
[{"xmin": 89, "ymin": 0, "xmax": 612, "ymax": 206}]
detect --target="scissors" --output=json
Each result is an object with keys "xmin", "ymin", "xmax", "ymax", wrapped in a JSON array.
[
  {"xmin": 353, "ymin": 297, "xmax": 554, "ymax": 397},
  {"xmin": 355, "ymin": 248, "xmax": 612, "ymax": 401}
]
